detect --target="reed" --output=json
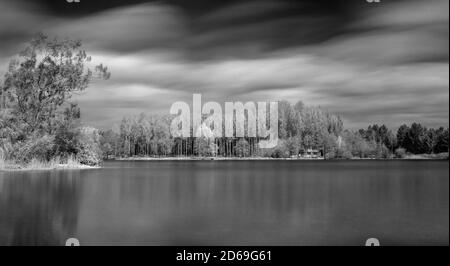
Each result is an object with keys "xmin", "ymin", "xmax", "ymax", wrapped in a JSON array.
[{"xmin": 0, "ymin": 155, "xmax": 95, "ymax": 171}]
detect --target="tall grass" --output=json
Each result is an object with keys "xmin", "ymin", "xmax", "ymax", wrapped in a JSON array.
[
  {"xmin": 1, "ymin": 154, "xmax": 94, "ymax": 171},
  {"xmin": 27, "ymin": 158, "xmax": 59, "ymax": 169},
  {"xmin": 0, "ymin": 148, "xmax": 16, "ymax": 170},
  {"xmin": 0, "ymin": 149, "xmax": 6, "ymax": 169},
  {"xmin": 66, "ymin": 155, "xmax": 82, "ymax": 168},
  {"xmin": 26, "ymin": 156, "xmax": 88, "ymax": 169}
]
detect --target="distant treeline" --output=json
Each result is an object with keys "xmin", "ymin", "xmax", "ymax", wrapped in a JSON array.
[{"xmin": 100, "ymin": 101, "xmax": 449, "ymax": 159}]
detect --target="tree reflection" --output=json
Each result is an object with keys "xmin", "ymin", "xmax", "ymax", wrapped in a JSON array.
[{"xmin": 0, "ymin": 170, "xmax": 81, "ymax": 246}]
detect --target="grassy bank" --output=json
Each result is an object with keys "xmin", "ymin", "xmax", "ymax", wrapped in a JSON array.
[{"xmin": 0, "ymin": 155, "xmax": 98, "ymax": 171}]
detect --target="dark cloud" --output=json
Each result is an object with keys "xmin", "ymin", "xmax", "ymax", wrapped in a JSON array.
[{"xmin": 0, "ymin": 0, "xmax": 448, "ymax": 129}]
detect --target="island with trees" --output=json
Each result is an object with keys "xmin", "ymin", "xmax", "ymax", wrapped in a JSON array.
[{"xmin": 0, "ymin": 35, "xmax": 448, "ymax": 170}]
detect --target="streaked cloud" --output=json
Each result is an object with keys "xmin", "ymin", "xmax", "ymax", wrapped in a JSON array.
[{"xmin": 0, "ymin": 0, "xmax": 448, "ymax": 129}]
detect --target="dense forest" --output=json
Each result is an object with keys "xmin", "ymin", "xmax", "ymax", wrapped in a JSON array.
[
  {"xmin": 100, "ymin": 106, "xmax": 449, "ymax": 160},
  {"xmin": 0, "ymin": 35, "xmax": 448, "ymax": 169}
]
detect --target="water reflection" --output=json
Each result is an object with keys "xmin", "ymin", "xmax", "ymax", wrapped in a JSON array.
[
  {"xmin": 0, "ymin": 170, "xmax": 81, "ymax": 245},
  {"xmin": 0, "ymin": 161, "xmax": 448, "ymax": 245}
]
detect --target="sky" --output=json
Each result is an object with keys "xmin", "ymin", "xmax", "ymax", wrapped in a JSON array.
[{"xmin": 0, "ymin": 0, "xmax": 448, "ymax": 129}]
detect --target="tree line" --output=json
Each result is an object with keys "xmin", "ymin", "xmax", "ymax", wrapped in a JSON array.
[{"xmin": 100, "ymin": 103, "xmax": 449, "ymax": 159}]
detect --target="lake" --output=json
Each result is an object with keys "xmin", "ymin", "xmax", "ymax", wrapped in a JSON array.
[{"xmin": 0, "ymin": 160, "xmax": 448, "ymax": 246}]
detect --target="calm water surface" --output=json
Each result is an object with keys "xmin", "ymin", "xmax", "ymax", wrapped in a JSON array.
[{"xmin": 0, "ymin": 160, "xmax": 448, "ymax": 245}]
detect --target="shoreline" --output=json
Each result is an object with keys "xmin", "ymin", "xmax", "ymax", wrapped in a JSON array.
[
  {"xmin": 115, "ymin": 157, "xmax": 322, "ymax": 161},
  {"xmin": 0, "ymin": 164, "xmax": 100, "ymax": 172},
  {"xmin": 114, "ymin": 155, "xmax": 449, "ymax": 161},
  {"xmin": 2, "ymin": 155, "xmax": 447, "ymax": 171}
]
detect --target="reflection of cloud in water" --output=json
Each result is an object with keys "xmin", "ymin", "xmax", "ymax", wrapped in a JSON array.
[
  {"xmin": 73, "ymin": 161, "xmax": 448, "ymax": 245},
  {"xmin": 0, "ymin": 161, "xmax": 448, "ymax": 245}
]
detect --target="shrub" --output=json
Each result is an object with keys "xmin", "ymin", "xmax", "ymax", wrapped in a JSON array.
[
  {"xmin": 53, "ymin": 126, "xmax": 79, "ymax": 158},
  {"xmin": 395, "ymin": 148, "xmax": 407, "ymax": 158},
  {"xmin": 270, "ymin": 141, "xmax": 290, "ymax": 158},
  {"xmin": 335, "ymin": 148, "xmax": 353, "ymax": 159},
  {"xmin": 75, "ymin": 127, "xmax": 102, "ymax": 165},
  {"xmin": 75, "ymin": 141, "xmax": 101, "ymax": 166},
  {"xmin": 13, "ymin": 135, "xmax": 56, "ymax": 164}
]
